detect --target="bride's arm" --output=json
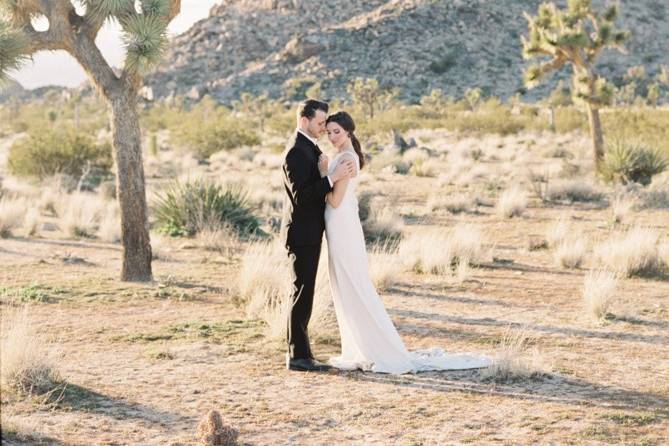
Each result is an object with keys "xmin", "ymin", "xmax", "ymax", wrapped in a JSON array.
[
  {"xmin": 326, "ymin": 154, "xmax": 358, "ymax": 208},
  {"xmin": 326, "ymin": 177, "xmax": 350, "ymax": 209}
]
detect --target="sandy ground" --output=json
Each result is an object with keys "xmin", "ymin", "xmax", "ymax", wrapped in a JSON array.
[{"xmin": 2, "ymin": 131, "xmax": 669, "ymax": 445}]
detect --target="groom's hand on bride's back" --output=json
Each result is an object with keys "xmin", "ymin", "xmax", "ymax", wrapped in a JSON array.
[{"xmin": 331, "ymin": 159, "xmax": 356, "ymax": 182}]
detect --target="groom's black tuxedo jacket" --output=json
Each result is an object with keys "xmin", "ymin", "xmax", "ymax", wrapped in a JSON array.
[{"xmin": 282, "ymin": 131, "xmax": 333, "ymax": 248}]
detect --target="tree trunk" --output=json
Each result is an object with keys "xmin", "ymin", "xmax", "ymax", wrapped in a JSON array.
[
  {"xmin": 108, "ymin": 90, "xmax": 153, "ymax": 282},
  {"xmin": 586, "ymin": 103, "xmax": 604, "ymax": 171},
  {"xmin": 548, "ymin": 106, "xmax": 556, "ymax": 132}
]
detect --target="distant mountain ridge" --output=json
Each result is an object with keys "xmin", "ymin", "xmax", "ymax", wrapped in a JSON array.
[
  {"xmin": 143, "ymin": 0, "xmax": 669, "ymax": 103},
  {"xmin": 5, "ymin": 0, "xmax": 668, "ymax": 104}
]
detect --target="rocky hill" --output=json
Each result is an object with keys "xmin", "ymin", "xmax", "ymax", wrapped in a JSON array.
[{"xmin": 143, "ymin": 0, "xmax": 669, "ymax": 104}]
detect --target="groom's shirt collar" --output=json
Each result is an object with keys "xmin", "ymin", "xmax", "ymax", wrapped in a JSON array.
[{"xmin": 297, "ymin": 128, "xmax": 319, "ymax": 148}]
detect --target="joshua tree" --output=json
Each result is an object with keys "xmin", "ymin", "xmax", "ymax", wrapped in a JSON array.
[
  {"xmin": 464, "ymin": 87, "xmax": 482, "ymax": 111},
  {"xmin": 521, "ymin": 0, "xmax": 629, "ymax": 171},
  {"xmin": 0, "ymin": 0, "xmax": 181, "ymax": 281},
  {"xmin": 347, "ymin": 77, "xmax": 382, "ymax": 119},
  {"xmin": 234, "ymin": 91, "xmax": 270, "ymax": 132}
]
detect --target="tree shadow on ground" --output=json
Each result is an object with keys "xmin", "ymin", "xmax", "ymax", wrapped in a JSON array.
[
  {"xmin": 51, "ymin": 382, "xmax": 187, "ymax": 426},
  {"xmin": 390, "ymin": 308, "xmax": 669, "ymax": 346},
  {"xmin": 336, "ymin": 368, "xmax": 669, "ymax": 417}
]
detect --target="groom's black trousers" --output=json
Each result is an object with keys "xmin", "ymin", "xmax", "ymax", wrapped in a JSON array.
[{"xmin": 287, "ymin": 243, "xmax": 322, "ymax": 360}]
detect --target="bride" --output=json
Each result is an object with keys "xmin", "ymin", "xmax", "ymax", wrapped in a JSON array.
[{"xmin": 320, "ymin": 111, "xmax": 491, "ymax": 374}]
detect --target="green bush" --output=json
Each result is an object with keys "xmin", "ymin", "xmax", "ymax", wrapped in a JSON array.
[
  {"xmin": 602, "ymin": 108, "xmax": 669, "ymax": 157},
  {"xmin": 554, "ymin": 106, "xmax": 587, "ymax": 133},
  {"xmin": 7, "ymin": 128, "xmax": 113, "ymax": 180},
  {"xmin": 599, "ymin": 140, "xmax": 668, "ymax": 185},
  {"xmin": 176, "ymin": 115, "xmax": 260, "ymax": 160},
  {"xmin": 153, "ymin": 179, "xmax": 261, "ymax": 237},
  {"xmin": 266, "ymin": 105, "xmax": 295, "ymax": 137},
  {"xmin": 444, "ymin": 99, "xmax": 529, "ymax": 135}
]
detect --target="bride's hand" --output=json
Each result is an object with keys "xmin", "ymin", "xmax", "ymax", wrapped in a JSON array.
[{"xmin": 318, "ymin": 154, "xmax": 329, "ymax": 175}]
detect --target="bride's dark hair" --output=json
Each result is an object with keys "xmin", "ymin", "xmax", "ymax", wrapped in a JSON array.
[{"xmin": 326, "ymin": 111, "xmax": 364, "ymax": 169}]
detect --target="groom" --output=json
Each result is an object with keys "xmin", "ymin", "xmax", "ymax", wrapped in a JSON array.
[{"xmin": 281, "ymin": 99, "xmax": 356, "ymax": 372}]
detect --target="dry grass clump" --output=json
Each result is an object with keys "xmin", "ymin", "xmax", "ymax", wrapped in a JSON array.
[
  {"xmin": 546, "ymin": 179, "xmax": 604, "ymax": 203},
  {"xmin": 150, "ymin": 232, "xmax": 172, "ymax": 261},
  {"xmin": 496, "ymin": 185, "xmax": 527, "ymax": 218},
  {"xmin": 481, "ymin": 329, "xmax": 548, "ymax": 383},
  {"xmin": 554, "ymin": 237, "xmax": 588, "ymax": 269},
  {"xmin": 1, "ymin": 306, "xmax": 62, "ymax": 397},
  {"xmin": 426, "ymin": 193, "xmax": 475, "ymax": 214},
  {"xmin": 362, "ymin": 205, "xmax": 404, "ymax": 244},
  {"xmin": 610, "ymin": 196, "xmax": 635, "ymax": 225},
  {"xmin": 22, "ymin": 207, "xmax": 41, "ymax": 236},
  {"xmin": 97, "ymin": 201, "xmax": 121, "ymax": 243},
  {"xmin": 545, "ymin": 215, "xmax": 571, "ymax": 248},
  {"xmin": 410, "ymin": 158, "xmax": 438, "ymax": 177},
  {"xmin": 399, "ymin": 224, "xmax": 487, "ymax": 275},
  {"xmin": 196, "ymin": 223, "xmax": 239, "ymax": 255},
  {"xmin": 369, "ymin": 243, "xmax": 403, "ymax": 291},
  {"xmin": 594, "ymin": 226, "xmax": 666, "ymax": 277},
  {"xmin": 240, "ymin": 241, "xmax": 335, "ymax": 340},
  {"xmin": 582, "ymin": 270, "xmax": 617, "ymax": 321},
  {"xmin": 55, "ymin": 192, "xmax": 106, "ymax": 238},
  {"xmin": 0, "ymin": 198, "xmax": 26, "ymax": 238}
]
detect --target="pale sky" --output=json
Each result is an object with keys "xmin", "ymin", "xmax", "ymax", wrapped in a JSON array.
[{"xmin": 11, "ymin": 0, "xmax": 220, "ymax": 89}]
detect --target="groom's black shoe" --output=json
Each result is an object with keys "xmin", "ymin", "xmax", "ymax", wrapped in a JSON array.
[{"xmin": 287, "ymin": 355, "xmax": 332, "ymax": 372}]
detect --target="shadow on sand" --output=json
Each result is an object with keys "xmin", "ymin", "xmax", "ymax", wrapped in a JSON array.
[{"xmin": 336, "ymin": 368, "xmax": 669, "ymax": 417}]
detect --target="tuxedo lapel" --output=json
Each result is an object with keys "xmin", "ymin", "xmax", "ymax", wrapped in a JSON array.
[{"xmin": 296, "ymin": 131, "xmax": 321, "ymax": 157}]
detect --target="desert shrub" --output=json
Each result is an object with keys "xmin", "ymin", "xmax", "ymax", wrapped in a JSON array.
[
  {"xmin": 153, "ymin": 179, "xmax": 261, "ymax": 237},
  {"xmin": 546, "ymin": 180, "xmax": 605, "ymax": 203},
  {"xmin": 1, "ymin": 96, "xmax": 107, "ymax": 135},
  {"xmin": 240, "ymin": 241, "xmax": 335, "ymax": 340},
  {"xmin": 582, "ymin": 270, "xmax": 617, "ymax": 321},
  {"xmin": 602, "ymin": 108, "xmax": 669, "ymax": 157},
  {"xmin": 554, "ymin": 237, "xmax": 587, "ymax": 269},
  {"xmin": 598, "ymin": 140, "xmax": 668, "ymax": 186},
  {"xmin": 0, "ymin": 198, "xmax": 26, "ymax": 238},
  {"xmin": 410, "ymin": 158, "xmax": 438, "ymax": 177},
  {"xmin": 594, "ymin": 226, "xmax": 666, "ymax": 277},
  {"xmin": 55, "ymin": 192, "xmax": 106, "ymax": 238},
  {"xmin": 369, "ymin": 243, "xmax": 403, "ymax": 291},
  {"xmin": 426, "ymin": 193, "xmax": 475, "ymax": 214},
  {"xmin": 481, "ymin": 329, "xmax": 548, "ymax": 383},
  {"xmin": 176, "ymin": 115, "xmax": 260, "ymax": 160},
  {"xmin": 399, "ymin": 224, "xmax": 487, "ymax": 275},
  {"xmin": 1, "ymin": 307, "xmax": 62, "ymax": 397},
  {"xmin": 7, "ymin": 128, "xmax": 112, "ymax": 181},
  {"xmin": 362, "ymin": 205, "xmax": 404, "ymax": 245},
  {"xmin": 140, "ymin": 102, "xmax": 187, "ymax": 132},
  {"xmin": 496, "ymin": 185, "xmax": 527, "ymax": 218},
  {"xmin": 356, "ymin": 105, "xmax": 426, "ymax": 138},
  {"xmin": 553, "ymin": 106, "xmax": 587, "ymax": 133},
  {"xmin": 445, "ymin": 98, "xmax": 529, "ymax": 135}
]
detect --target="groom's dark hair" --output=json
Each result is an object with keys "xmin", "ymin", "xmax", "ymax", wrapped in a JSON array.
[{"xmin": 298, "ymin": 99, "xmax": 329, "ymax": 120}]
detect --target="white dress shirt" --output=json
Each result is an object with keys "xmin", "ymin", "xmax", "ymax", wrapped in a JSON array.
[{"xmin": 297, "ymin": 129, "xmax": 333, "ymax": 188}]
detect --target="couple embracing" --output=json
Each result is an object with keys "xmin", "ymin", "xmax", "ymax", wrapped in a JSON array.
[{"xmin": 282, "ymin": 99, "xmax": 491, "ymax": 374}]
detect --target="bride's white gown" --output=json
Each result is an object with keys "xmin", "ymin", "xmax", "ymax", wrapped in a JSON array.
[{"xmin": 324, "ymin": 150, "xmax": 492, "ymax": 374}]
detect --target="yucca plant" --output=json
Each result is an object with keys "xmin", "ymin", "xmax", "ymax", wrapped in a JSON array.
[
  {"xmin": 153, "ymin": 179, "xmax": 261, "ymax": 238},
  {"xmin": 0, "ymin": 0, "xmax": 182, "ymax": 281},
  {"xmin": 599, "ymin": 140, "xmax": 669, "ymax": 185},
  {"xmin": 521, "ymin": 0, "xmax": 630, "ymax": 171}
]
